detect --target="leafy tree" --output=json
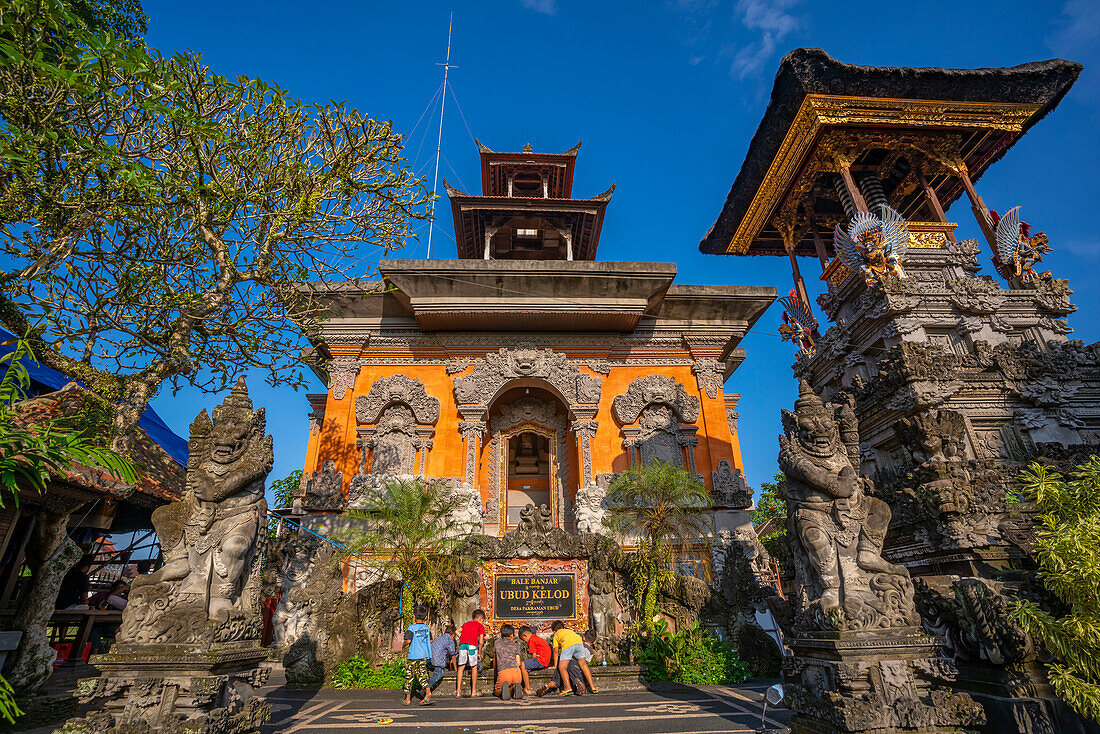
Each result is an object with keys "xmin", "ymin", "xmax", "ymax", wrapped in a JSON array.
[
  {"xmin": 0, "ymin": 338, "xmax": 136, "ymax": 500},
  {"xmin": 752, "ymin": 471, "xmax": 787, "ymax": 527},
  {"xmin": 269, "ymin": 469, "xmax": 302, "ymax": 510},
  {"xmin": 0, "ymin": 0, "xmax": 162, "ymax": 255},
  {"xmin": 265, "ymin": 469, "xmax": 302, "ymax": 538},
  {"xmin": 605, "ymin": 460, "xmax": 710, "ymax": 632},
  {"xmin": 1, "ymin": 1, "xmax": 432, "ymax": 452},
  {"xmin": 345, "ymin": 476, "xmax": 475, "ymax": 623},
  {"xmin": 1009, "ymin": 458, "xmax": 1100, "ymax": 723}
]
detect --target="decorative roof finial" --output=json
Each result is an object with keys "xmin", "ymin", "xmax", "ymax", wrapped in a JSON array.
[{"xmin": 523, "ymin": 143, "xmax": 533, "ymax": 153}]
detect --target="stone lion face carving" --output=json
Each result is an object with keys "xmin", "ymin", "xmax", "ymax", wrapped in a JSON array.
[
  {"xmin": 508, "ymin": 347, "xmax": 541, "ymax": 375},
  {"xmin": 211, "ymin": 421, "xmax": 250, "ymax": 466}
]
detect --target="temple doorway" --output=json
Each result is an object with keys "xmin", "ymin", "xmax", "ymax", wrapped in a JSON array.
[
  {"xmin": 484, "ymin": 389, "xmax": 572, "ymax": 536},
  {"xmin": 505, "ymin": 431, "xmax": 551, "ymax": 527}
]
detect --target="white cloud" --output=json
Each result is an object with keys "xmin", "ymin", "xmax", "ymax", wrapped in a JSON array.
[
  {"xmin": 729, "ymin": 0, "xmax": 801, "ymax": 79},
  {"xmin": 520, "ymin": 0, "xmax": 557, "ymax": 15},
  {"xmin": 1059, "ymin": 240, "xmax": 1100, "ymax": 259},
  {"xmin": 1050, "ymin": 0, "xmax": 1100, "ymax": 52}
]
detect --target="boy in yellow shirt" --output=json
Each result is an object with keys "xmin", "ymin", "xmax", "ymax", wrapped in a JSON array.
[{"xmin": 550, "ymin": 620, "xmax": 597, "ymax": 695}]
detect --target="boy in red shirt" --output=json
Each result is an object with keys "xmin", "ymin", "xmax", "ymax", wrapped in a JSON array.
[
  {"xmin": 456, "ymin": 609, "xmax": 487, "ymax": 697},
  {"xmin": 518, "ymin": 626, "xmax": 550, "ymax": 696}
]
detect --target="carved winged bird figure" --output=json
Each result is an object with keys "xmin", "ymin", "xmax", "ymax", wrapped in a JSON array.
[
  {"xmin": 833, "ymin": 204, "xmax": 908, "ymax": 285},
  {"xmin": 778, "ymin": 289, "xmax": 818, "ymax": 357},
  {"xmin": 993, "ymin": 206, "xmax": 1052, "ymax": 286}
]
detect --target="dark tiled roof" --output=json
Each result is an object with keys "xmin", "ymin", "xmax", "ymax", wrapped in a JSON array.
[{"xmin": 9, "ymin": 383, "xmax": 185, "ymax": 503}]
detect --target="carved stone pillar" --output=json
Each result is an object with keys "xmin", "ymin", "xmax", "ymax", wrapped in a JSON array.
[
  {"xmin": 458, "ymin": 419, "xmax": 486, "ymax": 487},
  {"xmin": 414, "ymin": 434, "xmax": 434, "ymax": 476},
  {"xmin": 570, "ymin": 419, "xmax": 598, "ymax": 487},
  {"xmin": 677, "ymin": 426, "xmax": 699, "ymax": 474}
]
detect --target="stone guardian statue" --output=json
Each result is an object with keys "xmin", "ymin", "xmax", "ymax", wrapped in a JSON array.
[
  {"xmin": 778, "ymin": 380, "xmax": 917, "ymax": 633},
  {"xmin": 65, "ymin": 378, "xmax": 273, "ymax": 734},
  {"xmin": 777, "ymin": 381, "xmax": 983, "ymax": 733}
]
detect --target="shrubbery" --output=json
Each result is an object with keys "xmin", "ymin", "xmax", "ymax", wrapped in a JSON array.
[
  {"xmin": 636, "ymin": 619, "xmax": 751, "ymax": 685},
  {"xmin": 330, "ymin": 656, "xmax": 405, "ymax": 690},
  {"xmin": 1009, "ymin": 459, "xmax": 1100, "ymax": 723}
]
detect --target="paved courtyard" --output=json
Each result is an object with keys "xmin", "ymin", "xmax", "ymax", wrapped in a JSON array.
[{"xmin": 261, "ymin": 680, "xmax": 791, "ymax": 733}]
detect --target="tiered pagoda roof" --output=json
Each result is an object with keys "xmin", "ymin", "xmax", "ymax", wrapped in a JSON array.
[{"xmin": 444, "ymin": 140, "xmax": 614, "ymax": 261}]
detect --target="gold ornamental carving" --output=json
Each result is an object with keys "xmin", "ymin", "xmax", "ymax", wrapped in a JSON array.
[
  {"xmin": 907, "ymin": 221, "xmax": 958, "ymax": 250},
  {"xmin": 726, "ymin": 94, "xmax": 1040, "ymax": 255}
]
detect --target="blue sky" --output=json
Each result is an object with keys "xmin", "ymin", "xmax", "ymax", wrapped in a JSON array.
[{"xmin": 143, "ymin": 0, "xmax": 1100, "ymax": 496}]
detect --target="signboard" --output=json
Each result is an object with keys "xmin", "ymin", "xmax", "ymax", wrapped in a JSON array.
[
  {"xmin": 479, "ymin": 558, "xmax": 588, "ymax": 633},
  {"xmin": 493, "ymin": 574, "xmax": 575, "ymax": 620}
]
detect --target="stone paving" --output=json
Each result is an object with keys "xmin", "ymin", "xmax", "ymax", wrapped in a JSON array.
[{"xmin": 260, "ymin": 680, "xmax": 791, "ymax": 734}]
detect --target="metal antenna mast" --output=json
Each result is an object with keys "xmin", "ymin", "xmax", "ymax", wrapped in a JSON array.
[{"xmin": 426, "ymin": 13, "xmax": 454, "ymax": 259}]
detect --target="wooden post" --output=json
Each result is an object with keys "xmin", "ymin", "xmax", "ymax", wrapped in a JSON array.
[
  {"xmin": 916, "ymin": 170, "xmax": 957, "ymax": 243},
  {"xmin": 811, "ymin": 223, "xmax": 830, "ymax": 272},
  {"xmin": 0, "ymin": 516, "xmax": 34, "ymax": 608},
  {"xmin": 781, "ymin": 223, "xmax": 812, "ymax": 308},
  {"xmin": 837, "ymin": 164, "xmax": 869, "ymax": 213},
  {"xmin": 955, "ymin": 166, "xmax": 997, "ymax": 250}
]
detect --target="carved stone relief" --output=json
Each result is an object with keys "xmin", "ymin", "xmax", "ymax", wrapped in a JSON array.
[
  {"xmin": 710, "ymin": 459, "xmax": 752, "ymax": 509},
  {"xmin": 350, "ymin": 375, "xmax": 439, "ymax": 489},
  {"xmin": 612, "ymin": 374, "xmax": 700, "ymax": 425},
  {"xmin": 355, "ymin": 374, "xmax": 441, "ymax": 425},
  {"xmin": 370, "ymin": 405, "xmax": 418, "ymax": 475},
  {"xmin": 329, "ymin": 357, "xmax": 359, "ymax": 401},
  {"xmin": 301, "ymin": 459, "xmax": 345, "ymax": 512},
  {"xmin": 453, "ymin": 345, "xmax": 602, "ymax": 408},
  {"xmin": 638, "ymin": 405, "xmax": 683, "ymax": 466},
  {"xmin": 613, "ymin": 376, "xmax": 700, "ymax": 470},
  {"xmin": 692, "ymin": 359, "xmax": 724, "ymax": 399}
]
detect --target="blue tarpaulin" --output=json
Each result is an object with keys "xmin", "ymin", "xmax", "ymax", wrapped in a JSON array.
[{"xmin": 0, "ymin": 329, "xmax": 188, "ymax": 466}]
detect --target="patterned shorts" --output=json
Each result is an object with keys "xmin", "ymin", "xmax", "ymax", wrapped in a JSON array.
[{"xmin": 404, "ymin": 658, "xmax": 428, "ymax": 693}]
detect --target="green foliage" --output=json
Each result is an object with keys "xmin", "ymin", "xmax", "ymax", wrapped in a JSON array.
[
  {"xmin": 0, "ymin": 0, "xmax": 432, "ymax": 448},
  {"xmin": 330, "ymin": 656, "xmax": 404, "ymax": 690},
  {"xmin": 266, "ymin": 469, "xmax": 302, "ymax": 538},
  {"xmin": 0, "ymin": 338, "xmax": 136, "ymax": 503},
  {"xmin": 752, "ymin": 472, "xmax": 786, "ymax": 526},
  {"xmin": 0, "ymin": 673, "xmax": 21, "ymax": 724},
  {"xmin": 606, "ymin": 460, "xmax": 710, "ymax": 632},
  {"xmin": 1008, "ymin": 459, "xmax": 1100, "ymax": 723},
  {"xmin": 344, "ymin": 476, "xmax": 476, "ymax": 623},
  {"xmin": 636, "ymin": 619, "xmax": 750, "ymax": 685},
  {"xmin": 270, "ymin": 470, "xmax": 303, "ymax": 510}
]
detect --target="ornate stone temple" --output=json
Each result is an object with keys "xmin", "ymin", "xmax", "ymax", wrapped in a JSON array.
[
  {"xmin": 293, "ymin": 140, "xmax": 775, "ymax": 633},
  {"xmin": 702, "ymin": 49, "xmax": 1099, "ymax": 733}
]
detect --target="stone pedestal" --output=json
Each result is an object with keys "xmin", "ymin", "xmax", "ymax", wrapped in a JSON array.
[
  {"xmin": 65, "ymin": 644, "xmax": 270, "ymax": 733},
  {"xmin": 785, "ymin": 631, "xmax": 984, "ymax": 734}
]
